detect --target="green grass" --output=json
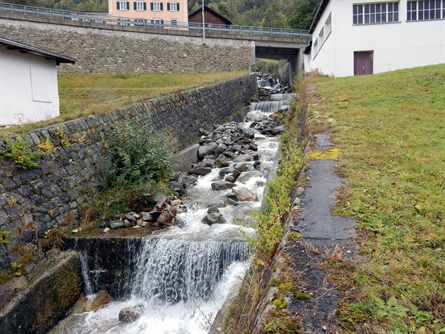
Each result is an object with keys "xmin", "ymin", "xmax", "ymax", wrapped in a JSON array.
[
  {"xmin": 0, "ymin": 71, "xmax": 247, "ymax": 136},
  {"xmin": 310, "ymin": 64, "xmax": 445, "ymax": 333}
]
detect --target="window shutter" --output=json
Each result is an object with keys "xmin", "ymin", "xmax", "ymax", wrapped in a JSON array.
[
  {"xmin": 167, "ymin": 2, "xmax": 170, "ymax": 10},
  {"xmin": 161, "ymin": 19, "xmax": 164, "ymax": 24},
  {"xmin": 150, "ymin": 2, "xmax": 153, "ymax": 10},
  {"xmin": 117, "ymin": 1, "xmax": 120, "ymax": 9},
  {"xmin": 125, "ymin": 2, "xmax": 129, "ymax": 9},
  {"xmin": 134, "ymin": 2, "xmax": 136, "ymax": 10},
  {"xmin": 177, "ymin": 3, "xmax": 179, "ymax": 10},
  {"xmin": 143, "ymin": 2, "xmax": 146, "ymax": 10},
  {"xmin": 160, "ymin": 2, "xmax": 163, "ymax": 10}
]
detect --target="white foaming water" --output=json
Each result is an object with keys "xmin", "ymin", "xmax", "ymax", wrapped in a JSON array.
[{"xmin": 53, "ymin": 95, "xmax": 293, "ymax": 334}]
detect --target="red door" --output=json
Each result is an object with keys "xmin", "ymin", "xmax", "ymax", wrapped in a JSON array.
[{"xmin": 354, "ymin": 51, "xmax": 373, "ymax": 75}]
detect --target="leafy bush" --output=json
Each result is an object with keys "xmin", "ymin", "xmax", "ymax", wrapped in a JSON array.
[
  {"xmin": 0, "ymin": 135, "xmax": 41, "ymax": 170},
  {"xmin": 99, "ymin": 118, "xmax": 174, "ymax": 190}
]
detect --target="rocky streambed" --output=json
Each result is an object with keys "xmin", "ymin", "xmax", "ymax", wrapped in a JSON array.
[{"xmin": 50, "ymin": 99, "xmax": 291, "ymax": 334}]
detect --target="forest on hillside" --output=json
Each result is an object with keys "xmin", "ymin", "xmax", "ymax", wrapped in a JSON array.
[{"xmin": 7, "ymin": 0, "xmax": 321, "ymax": 29}]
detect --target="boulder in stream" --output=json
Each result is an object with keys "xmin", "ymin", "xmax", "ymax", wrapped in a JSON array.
[
  {"xmin": 201, "ymin": 207, "xmax": 226, "ymax": 225},
  {"xmin": 211, "ymin": 180, "xmax": 237, "ymax": 191},
  {"xmin": 119, "ymin": 304, "xmax": 144, "ymax": 323},
  {"xmin": 232, "ymin": 186, "xmax": 258, "ymax": 202}
]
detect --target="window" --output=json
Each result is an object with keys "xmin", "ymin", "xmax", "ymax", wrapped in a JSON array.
[
  {"xmin": 117, "ymin": 1, "xmax": 129, "ymax": 10},
  {"xmin": 407, "ymin": 0, "xmax": 445, "ymax": 20},
  {"xmin": 318, "ymin": 27, "xmax": 324, "ymax": 45},
  {"xmin": 135, "ymin": 18, "xmax": 147, "ymax": 26},
  {"xmin": 171, "ymin": 19, "xmax": 178, "ymax": 26},
  {"xmin": 313, "ymin": 38, "xmax": 318, "ymax": 59},
  {"xmin": 167, "ymin": 2, "xmax": 179, "ymax": 11},
  {"xmin": 134, "ymin": 1, "xmax": 146, "ymax": 10},
  {"xmin": 151, "ymin": 19, "xmax": 164, "ymax": 25},
  {"xmin": 150, "ymin": 2, "xmax": 163, "ymax": 11},
  {"xmin": 353, "ymin": 2, "xmax": 399, "ymax": 24},
  {"xmin": 118, "ymin": 18, "xmax": 131, "ymax": 25},
  {"xmin": 325, "ymin": 13, "xmax": 332, "ymax": 37}
]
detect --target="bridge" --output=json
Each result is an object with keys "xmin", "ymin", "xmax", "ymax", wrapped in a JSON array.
[{"xmin": 0, "ymin": 2, "xmax": 311, "ymax": 81}]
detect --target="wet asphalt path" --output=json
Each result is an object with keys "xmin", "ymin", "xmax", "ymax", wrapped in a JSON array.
[{"xmin": 288, "ymin": 134, "xmax": 357, "ymax": 333}]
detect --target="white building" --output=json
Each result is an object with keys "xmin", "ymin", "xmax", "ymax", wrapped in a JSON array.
[
  {"xmin": 304, "ymin": 0, "xmax": 445, "ymax": 77},
  {"xmin": 0, "ymin": 37, "xmax": 75, "ymax": 126}
]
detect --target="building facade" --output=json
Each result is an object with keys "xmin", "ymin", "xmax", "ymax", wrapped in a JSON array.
[
  {"xmin": 188, "ymin": 6, "xmax": 232, "ymax": 27},
  {"xmin": 304, "ymin": 0, "xmax": 445, "ymax": 77},
  {"xmin": 0, "ymin": 37, "xmax": 74, "ymax": 126},
  {"xmin": 108, "ymin": 0, "xmax": 188, "ymax": 26}
]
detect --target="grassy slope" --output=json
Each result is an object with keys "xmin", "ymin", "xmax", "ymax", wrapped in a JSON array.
[
  {"xmin": 311, "ymin": 64, "xmax": 445, "ymax": 333},
  {"xmin": 0, "ymin": 71, "xmax": 247, "ymax": 136}
]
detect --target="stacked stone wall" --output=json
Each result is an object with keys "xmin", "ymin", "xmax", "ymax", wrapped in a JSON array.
[
  {"xmin": 0, "ymin": 16, "xmax": 251, "ymax": 74},
  {"xmin": 0, "ymin": 74, "xmax": 258, "ymax": 273}
]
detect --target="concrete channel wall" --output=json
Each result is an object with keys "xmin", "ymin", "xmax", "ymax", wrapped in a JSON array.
[{"xmin": 0, "ymin": 74, "xmax": 258, "ymax": 274}]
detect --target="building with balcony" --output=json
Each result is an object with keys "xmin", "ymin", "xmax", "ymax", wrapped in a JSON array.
[
  {"xmin": 108, "ymin": 0, "xmax": 188, "ymax": 26},
  {"xmin": 304, "ymin": 0, "xmax": 445, "ymax": 77}
]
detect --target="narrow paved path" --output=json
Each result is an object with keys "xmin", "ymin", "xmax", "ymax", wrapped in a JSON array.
[{"xmin": 288, "ymin": 133, "xmax": 357, "ymax": 333}]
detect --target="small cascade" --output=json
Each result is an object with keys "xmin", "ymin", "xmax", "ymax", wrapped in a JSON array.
[
  {"xmin": 270, "ymin": 93, "xmax": 297, "ymax": 101},
  {"xmin": 257, "ymin": 77, "xmax": 279, "ymax": 89},
  {"xmin": 132, "ymin": 238, "xmax": 248, "ymax": 304},
  {"xmin": 250, "ymin": 100, "xmax": 289, "ymax": 113},
  {"xmin": 79, "ymin": 252, "xmax": 94, "ymax": 296}
]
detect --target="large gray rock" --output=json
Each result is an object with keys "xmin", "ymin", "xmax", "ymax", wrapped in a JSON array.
[
  {"xmin": 232, "ymin": 186, "xmax": 258, "ymax": 202},
  {"xmin": 237, "ymin": 171, "xmax": 264, "ymax": 184},
  {"xmin": 110, "ymin": 221, "xmax": 124, "ymax": 229},
  {"xmin": 189, "ymin": 166, "xmax": 212, "ymax": 176},
  {"xmin": 198, "ymin": 142, "xmax": 218, "ymax": 159},
  {"xmin": 233, "ymin": 154, "xmax": 252, "ymax": 162},
  {"xmin": 245, "ymin": 110, "xmax": 268, "ymax": 122},
  {"xmin": 201, "ymin": 207, "xmax": 227, "ymax": 225},
  {"xmin": 211, "ymin": 181, "xmax": 237, "ymax": 191},
  {"xmin": 119, "ymin": 304, "xmax": 144, "ymax": 323}
]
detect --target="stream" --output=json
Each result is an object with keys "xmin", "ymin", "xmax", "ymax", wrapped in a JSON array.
[{"xmin": 51, "ymin": 96, "xmax": 291, "ymax": 334}]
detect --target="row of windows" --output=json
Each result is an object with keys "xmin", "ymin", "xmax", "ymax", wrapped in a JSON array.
[
  {"xmin": 313, "ymin": 14, "xmax": 332, "ymax": 59},
  {"xmin": 118, "ymin": 18, "xmax": 178, "ymax": 26},
  {"xmin": 353, "ymin": 2, "xmax": 399, "ymax": 24},
  {"xmin": 353, "ymin": 0, "xmax": 445, "ymax": 24},
  {"xmin": 407, "ymin": 0, "xmax": 445, "ymax": 20},
  {"xmin": 117, "ymin": 1, "xmax": 180, "ymax": 11}
]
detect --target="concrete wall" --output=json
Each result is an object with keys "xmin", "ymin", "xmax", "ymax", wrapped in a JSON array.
[
  {"xmin": 0, "ymin": 15, "xmax": 251, "ymax": 74},
  {"xmin": 0, "ymin": 45, "xmax": 60, "ymax": 126},
  {"xmin": 0, "ymin": 252, "xmax": 82, "ymax": 334},
  {"xmin": 0, "ymin": 74, "xmax": 257, "ymax": 274},
  {"xmin": 305, "ymin": 0, "xmax": 445, "ymax": 77}
]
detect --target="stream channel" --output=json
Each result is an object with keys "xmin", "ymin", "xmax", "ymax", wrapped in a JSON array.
[{"xmin": 53, "ymin": 95, "xmax": 292, "ymax": 334}]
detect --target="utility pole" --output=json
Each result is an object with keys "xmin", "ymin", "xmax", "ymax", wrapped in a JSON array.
[{"xmin": 202, "ymin": 0, "xmax": 205, "ymax": 45}]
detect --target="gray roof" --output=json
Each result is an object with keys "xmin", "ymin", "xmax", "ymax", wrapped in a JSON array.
[{"xmin": 0, "ymin": 36, "xmax": 75, "ymax": 65}]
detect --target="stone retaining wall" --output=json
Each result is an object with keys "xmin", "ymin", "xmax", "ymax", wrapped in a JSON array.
[
  {"xmin": 0, "ymin": 74, "xmax": 257, "ymax": 273},
  {"xmin": 0, "ymin": 15, "xmax": 251, "ymax": 73}
]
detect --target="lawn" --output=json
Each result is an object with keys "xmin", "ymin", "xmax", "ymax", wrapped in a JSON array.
[
  {"xmin": 0, "ymin": 71, "xmax": 248, "ymax": 136},
  {"xmin": 310, "ymin": 64, "xmax": 445, "ymax": 333}
]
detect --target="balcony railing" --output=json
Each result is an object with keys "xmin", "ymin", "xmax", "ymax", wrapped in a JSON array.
[{"xmin": 0, "ymin": 2, "xmax": 311, "ymax": 38}]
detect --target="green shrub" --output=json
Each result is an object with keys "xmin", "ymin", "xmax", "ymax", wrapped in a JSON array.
[
  {"xmin": 99, "ymin": 118, "xmax": 174, "ymax": 189},
  {"xmin": 0, "ymin": 135, "xmax": 41, "ymax": 170}
]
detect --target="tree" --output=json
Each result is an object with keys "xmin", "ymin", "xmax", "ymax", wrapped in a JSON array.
[
  {"xmin": 262, "ymin": 4, "xmax": 286, "ymax": 28},
  {"xmin": 286, "ymin": 0, "xmax": 321, "ymax": 30}
]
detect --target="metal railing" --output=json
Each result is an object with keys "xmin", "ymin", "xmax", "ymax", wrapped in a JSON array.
[{"xmin": 0, "ymin": 2, "xmax": 311, "ymax": 38}]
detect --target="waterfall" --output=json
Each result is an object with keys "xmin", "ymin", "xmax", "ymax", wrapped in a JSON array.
[
  {"xmin": 132, "ymin": 238, "xmax": 249, "ymax": 305},
  {"xmin": 250, "ymin": 100, "xmax": 289, "ymax": 113},
  {"xmin": 79, "ymin": 252, "xmax": 94, "ymax": 296}
]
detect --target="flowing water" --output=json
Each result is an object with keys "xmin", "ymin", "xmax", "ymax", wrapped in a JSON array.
[{"xmin": 53, "ymin": 98, "xmax": 288, "ymax": 334}]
